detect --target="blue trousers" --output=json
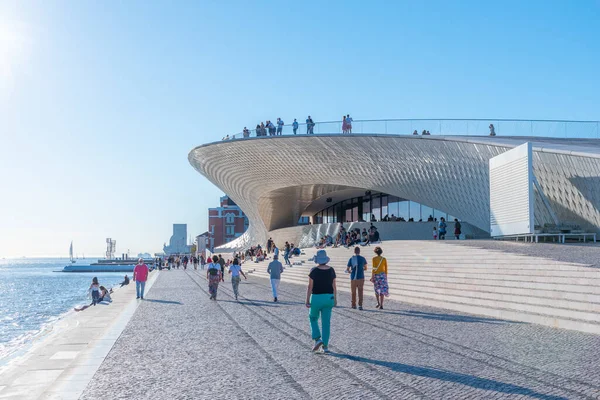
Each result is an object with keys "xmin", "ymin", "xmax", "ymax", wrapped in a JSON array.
[
  {"xmin": 136, "ymin": 280, "xmax": 146, "ymax": 298},
  {"xmin": 309, "ymin": 294, "xmax": 335, "ymax": 346}
]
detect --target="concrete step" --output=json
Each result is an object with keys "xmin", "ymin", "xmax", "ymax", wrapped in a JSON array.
[{"xmin": 251, "ymin": 270, "xmax": 600, "ymax": 333}]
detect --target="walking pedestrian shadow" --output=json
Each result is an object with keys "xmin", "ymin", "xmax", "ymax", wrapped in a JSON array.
[
  {"xmin": 219, "ymin": 299, "xmax": 278, "ymax": 307},
  {"xmin": 358, "ymin": 309, "xmax": 509, "ymax": 324},
  {"xmin": 142, "ymin": 299, "xmax": 183, "ymax": 305},
  {"xmin": 329, "ymin": 353, "xmax": 567, "ymax": 400}
]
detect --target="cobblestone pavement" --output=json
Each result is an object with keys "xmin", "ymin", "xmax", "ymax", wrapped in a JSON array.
[
  {"xmin": 455, "ymin": 240, "xmax": 600, "ymax": 268},
  {"xmin": 80, "ymin": 269, "xmax": 600, "ymax": 400}
]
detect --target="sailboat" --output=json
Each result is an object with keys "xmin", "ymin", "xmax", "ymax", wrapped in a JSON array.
[{"xmin": 69, "ymin": 241, "xmax": 76, "ymax": 263}]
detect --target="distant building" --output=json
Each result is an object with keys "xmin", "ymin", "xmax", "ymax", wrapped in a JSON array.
[
  {"xmin": 208, "ymin": 196, "xmax": 248, "ymax": 250},
  {"xmin": 163, "ymin": 224, "xmax": 192, "ymax": 254},
  {"xmin": 195, "ymin": 232, "xmax": 209, "ymax": 258}
]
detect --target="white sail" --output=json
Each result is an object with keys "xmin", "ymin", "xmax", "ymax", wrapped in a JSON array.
[{"xmin": 69, "ymin": 241, "xmax": 74, "ymax": 262}]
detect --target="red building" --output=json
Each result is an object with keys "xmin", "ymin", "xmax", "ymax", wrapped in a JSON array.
[{"xmin": 208, "ymin": 196, "xmax": 248, "ymax": 250}]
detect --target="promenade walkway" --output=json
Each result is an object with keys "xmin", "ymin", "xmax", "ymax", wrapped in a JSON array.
[{"xmin": 79, "ymin": 269, "xmax": 600, "ymax": 400}]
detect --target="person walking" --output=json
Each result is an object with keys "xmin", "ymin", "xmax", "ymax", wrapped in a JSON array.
[
  {"xmin": 193, "ymin": 255, "xmax": 198, "ymax": 270},
  {"xmin": 346, "ymin": 246, "xmax": 368, "ymax": 310},
  {"xmin": 438, "ymin": 217, "xmax": 447, "ymax": 240},
  {"xmin": 206, "ymin": 255, "xmax": 222, "ymax": 300},
  {"xmin": 283, "ymin": 242, "xmax": 291, "ymax": 266},
  {"xmin": 273, "ymin": 244, "xmax": 279, "ymax": 259},
  {"xmin": 218, "ymin": 254, "xmax": 226, "ymax": 282},
  {"xmin": 306, "ymin": 249, "xmax": 336, "ymax": 353},
  {"xmin": 454, "ymin": 218, "xmax": 462, "ymax": 240},
  {"xmin": 370, "ymin": 247, "xmax": 389, "ymax": 309},
  {"xmin": 228, "ymin": 257, "xmax": 247, "ymax": 300},
  {"xmin": 292, "ymin": 119, "xmax": 299, "ymax": 134},
  {"xmin": 267, "ymin": 255, "xmax": 284, "ymax": 302},
  {"xmin": 200, "ymin": 254, "xmax": 206, "ymax": 270},
  {"xmin": 133, "ymin": 258, "xmax": 149, "ymax": 300}
]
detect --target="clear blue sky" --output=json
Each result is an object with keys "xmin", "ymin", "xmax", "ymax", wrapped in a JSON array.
[{"xmin": 0, "ymin": 0, "xmax": 598, "ymax": 257}]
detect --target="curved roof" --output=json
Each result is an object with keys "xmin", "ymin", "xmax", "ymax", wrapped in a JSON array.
[{"xmin": 189, "ymin": 134, "xmax": 600, "ymax": 249}]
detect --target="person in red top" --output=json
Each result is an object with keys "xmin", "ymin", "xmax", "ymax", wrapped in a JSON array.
[{"xmin": 133, "ymin": 258, "xmax": 149, "ymax": 299}]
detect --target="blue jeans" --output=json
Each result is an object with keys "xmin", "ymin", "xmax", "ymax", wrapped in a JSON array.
[
  {"xmin": 284, "ymin": 252, "xmax": 290, "ymax": 265},
  {"xmin": 136, "ymin": 280, "xmax": 146, "ymax": 298}
]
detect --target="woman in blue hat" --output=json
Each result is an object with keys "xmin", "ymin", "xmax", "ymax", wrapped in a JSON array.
[{"xmin": 305, "ymin": 249, "xmax": 337, "ymax": 353}]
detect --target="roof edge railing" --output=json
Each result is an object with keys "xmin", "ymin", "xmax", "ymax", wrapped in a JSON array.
[{"xmin": 221, "ymin": 118, "xmax": 600, "ymax": 141}]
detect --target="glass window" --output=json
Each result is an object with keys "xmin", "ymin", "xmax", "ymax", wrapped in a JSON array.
[
  {"xmin": 362, "ymin": 197, "xmax": 371, "ymax": 222},
  {"xmin": 398, "ymin": 200, "xmax": 409, "ymax": 220},
  {"xmin": 345, "ymin": 208, "xmax": 352, "ymax": 223},
  {"xmin": 225, "ymin": 213, "xmax": 234, "ymax": 224},
  {"xmin": 226, "ymin": 225, "xmax": 234, "ymax": 235},
  {"xmin": 409, "ymin": 201, "xmax": 421, "ymax": 221},
  {"xmin": 388, "ymin": 196, "xmax": 399, "ymax": 219},
  {"xmin": 422, "ymin": 205, "xmax": 434, "ymax": 221},
  {"xmin": 381, "ymin": 195, "xmax": 389, "ymax": 220},
  {"xmin": 371, "ymin": 196, "xmax": 381, "ymax": 221},
  {"xmin": 433, "ymin": 209, "xmax": 447, "ymax": 221},
  {"xmin": 352, "ymin": 205, "xmax": 359, "ymax": 222}
]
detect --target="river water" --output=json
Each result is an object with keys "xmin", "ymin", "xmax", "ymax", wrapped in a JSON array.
[{"xmin": 0, "ymin": 258, "xmax": 125, "ymax": 363}]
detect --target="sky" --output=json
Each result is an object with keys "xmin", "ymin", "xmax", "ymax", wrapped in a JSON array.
[{"xmin": 0, "ymin": 0, "xmax": 598, "ymax": 257}]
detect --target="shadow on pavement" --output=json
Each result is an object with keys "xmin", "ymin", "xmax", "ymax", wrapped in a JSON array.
[
  {"xmin": 143, "ymin": 299, "xmax": 183, "ymax": 305},
  {"xmin": 376, "ymin": 310, "xmax": 512, "ymax": 324},
  {"xmin": 330, "ymin": 353, "xmax": 567, "ymax": 400}
]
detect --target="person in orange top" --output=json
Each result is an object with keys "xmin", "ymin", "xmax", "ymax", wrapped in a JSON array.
[{"xmin": 370, "ymin": 246, "xmax": 389, "ymax": 309}]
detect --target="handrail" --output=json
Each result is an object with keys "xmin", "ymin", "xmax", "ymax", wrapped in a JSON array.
[{"xmin": 223, "ymin": 118, "xmax": 600, "ymax": 140}]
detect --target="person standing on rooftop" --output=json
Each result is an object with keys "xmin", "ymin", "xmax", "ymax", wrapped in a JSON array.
[
  {"xmin": 306, "ymin": 116, "xmax": 314, "ymax": 134},
  {"xmin": 371, "ymin": 247, "xmax": 389, "ymax": 309},
  {"xmin": 133, "ymin": 258, "xmax": 149, "ymax": 300},
  {"xmin": 489, "ymin": 124, "xmax": 496, "ymax": 136},
  {"xmin": 346, "ymin": 246, "xmax": 368, "ymax": 310},
  {"xmin": 207, "ymin": 255, "xmax": 222, "ymax": 300},
  {"xmin": 306, "ymin": 249, "xmax": 336, "ymax": 353},
  {"xmin": 277, "ymin": 118, "xmax": 284, "ymax": 135},
  {"xmin": 228, "ymin": 257, "xmax": 247, "ymax": 300},
  {"xmin": 267, "ymin": 254, "xmax": 284, "ymax": 302},
  {"xmin": 268, "ymin": 120, "xmax": 276, "ymax": 136},
  {"xmin": 346, "ymin": 114, "xmax": 353, "ymax": 133},
  {"xmin": 292, "ymin": 119, "xmax": 298, "ymax": 134},
  {"xmin": 342, "ymin": 115, "xmax": 348, "ymax": 134},
  {"xmin": 260, "ymin": 122, "xmax": 266, "ymax": 137}
]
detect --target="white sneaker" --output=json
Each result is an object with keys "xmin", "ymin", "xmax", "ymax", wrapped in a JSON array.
[{"xmin": 312, "ymin": 339, "xmax": 323, "ymax": 352}]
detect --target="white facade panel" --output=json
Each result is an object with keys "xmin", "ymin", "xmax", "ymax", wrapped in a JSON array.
[{"xmin": 489, "ymin": 142, "xmax": 534, "ymax": 237}]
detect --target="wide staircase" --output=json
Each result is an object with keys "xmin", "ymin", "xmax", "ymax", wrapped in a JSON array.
[{"xmin": 246, "ymin": 240, "xmax": 600, "ymax": 334}]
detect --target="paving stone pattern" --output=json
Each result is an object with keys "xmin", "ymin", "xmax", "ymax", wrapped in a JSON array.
[{"xmin": 81, "ymin": 269, "xmax": 600, "ymax": 400}]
